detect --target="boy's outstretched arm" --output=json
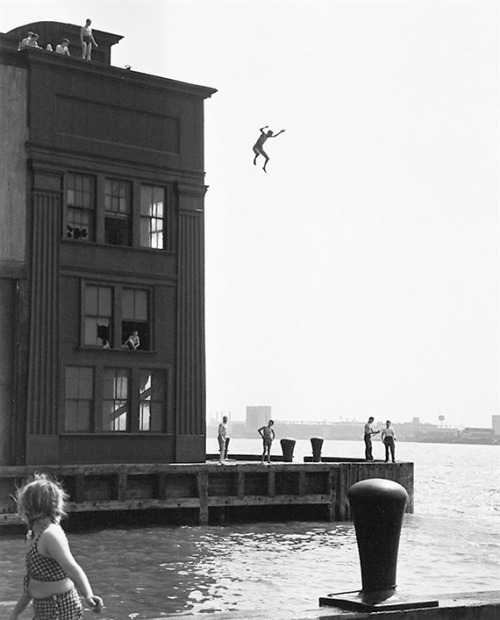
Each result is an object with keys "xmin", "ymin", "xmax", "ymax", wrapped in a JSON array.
[{"xmin": 271, "ymin": 129, "xmax": 285, "ymax": 137}]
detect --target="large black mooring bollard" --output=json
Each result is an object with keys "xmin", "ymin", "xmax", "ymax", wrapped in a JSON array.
[
  {"xmin": 310, "ymin": 437, "xmax": 323, "ymax": 462},
  {"xmin": 320, "ymin": 477, "xmax": 438, "ymax": 611},
  {"xmin": 348, "ymin": 478, "xmax": 407, "ymax": 593},
  {"xmin": 280, "ymin": 438, "xmax": 296, "ymax": 462}
]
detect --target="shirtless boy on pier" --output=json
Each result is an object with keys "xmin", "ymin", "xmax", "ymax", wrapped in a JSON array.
[{"xmin": 253, "ymin": 126, "xmax": 285, "ymax": 172}]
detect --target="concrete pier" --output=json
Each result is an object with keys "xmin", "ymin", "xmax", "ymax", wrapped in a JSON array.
[{"xmin": 169, "ymin": 591, "xmax": 500, "ymax": 620}]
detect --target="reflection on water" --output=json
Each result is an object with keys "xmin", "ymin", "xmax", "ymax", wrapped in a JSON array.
[
  {"xmin": 1, "ymin": 522, "xmax": 358, "ymax": 618},
  {"xmin": 2, "ymin": 441, "xmax": 500, "ymax": 618},
  {"xmin": 2, "ymin": 516, "xmax": 499, "ymax": 619}
]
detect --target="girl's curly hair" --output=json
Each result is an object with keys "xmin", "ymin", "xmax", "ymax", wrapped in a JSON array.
[{"xmin": 15, "ymin": 473, "xmax": 69, "ymax": 526}]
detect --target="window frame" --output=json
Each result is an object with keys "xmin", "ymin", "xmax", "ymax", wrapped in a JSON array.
[
  {"xmin": 61, "ymin": 364, "xmax": 171, "ymax": 434},
  {"xmin": 63, "ymin": 172, "xmax": 174, "ymax": 251},
  {"xmin": 104, "ymin": 177, "xmax": 133, "ymax": 246},
  {"xmin": 140, "ymin": 184, "xmax": 166, "ymax": 250},
  {"xmin": 63, "ymin": 365, "xmax": 95, "ymax": 432},
  {"xmin": 102, "ymin": 366, "xmax": 130, "ymax": 432},
  {"xmin": 64, "ymin": 172, "xmax": 96, "ymax": 242},
  {"xmin": 80, "ymin": 280, "xmax": 153, "ymax": 351}
]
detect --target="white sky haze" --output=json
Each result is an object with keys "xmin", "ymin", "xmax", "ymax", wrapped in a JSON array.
[{"xmin": 2, "ymin": 1, "xmax": 499, "ymax": 428}]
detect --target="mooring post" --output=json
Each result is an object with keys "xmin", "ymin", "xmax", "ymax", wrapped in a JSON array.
[
  {"xmin": 320, "ymin": 477, "xmax": 438, "ymax": 611},
  {"xmin": 280, "ymin": 438, "xmax": 296, "ymax": 462},
  {"xmin": 349, "ymin": 478, "xmax": 407, "ymax": 595},
  {"xmin": 310, "ymin": 436, "xmax": 323, "ymax": 462}
]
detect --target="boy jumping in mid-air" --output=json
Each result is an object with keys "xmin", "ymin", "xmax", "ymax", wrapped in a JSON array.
[{"xmin": 253, "ymin": 126, "xmax": 285, "ymax": 172}]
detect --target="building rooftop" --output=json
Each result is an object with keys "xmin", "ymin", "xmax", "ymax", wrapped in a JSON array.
[{"xmin": 5, "ymin": 21, "xmax": 122, "ymax": 65}]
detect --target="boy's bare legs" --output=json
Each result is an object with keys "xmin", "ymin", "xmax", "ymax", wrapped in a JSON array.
[{"xmin": 253, "ymin": 146, "xmax": 260, "ymax": 166}]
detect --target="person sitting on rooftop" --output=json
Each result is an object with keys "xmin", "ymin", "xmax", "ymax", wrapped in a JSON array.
[
  {"xmin": 19, "ymin": 32, "xmax": 40, "ymax": 50},
  {"xmin": 55, "ymin": 38, "xmax": 71, "ymax": 55}
]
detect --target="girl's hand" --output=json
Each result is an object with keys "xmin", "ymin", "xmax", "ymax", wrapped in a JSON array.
[{"xmin": 86, "ymin": 595, "xmax": 104, "ymax": 613}]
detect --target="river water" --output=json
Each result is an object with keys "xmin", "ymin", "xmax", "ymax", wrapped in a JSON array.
[{"xmin": 1, "ymin": 440, "xmax": 499, "ymax": 618}]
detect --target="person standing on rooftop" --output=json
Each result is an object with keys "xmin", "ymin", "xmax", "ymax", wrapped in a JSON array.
[{"xmin": 80, "ymin": 19, "xmax": 98, "ymax": 60}]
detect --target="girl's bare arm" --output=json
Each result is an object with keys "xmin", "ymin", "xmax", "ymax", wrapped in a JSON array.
[
  {"xmin": 8, "ymin": 591, "xmax": 32, "ymax": 620},
  {"xmin": 44, "ymin": 529, "xmax": 103, "ymax": 610}
]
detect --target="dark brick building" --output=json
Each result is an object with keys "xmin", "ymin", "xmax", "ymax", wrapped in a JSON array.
[{"xmin": 0, "ymin": 22, "xmax": 216, "ymax": 465}]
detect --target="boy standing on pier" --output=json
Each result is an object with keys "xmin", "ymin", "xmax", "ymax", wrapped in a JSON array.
[{"xmin": 258, "ymin": 420, "xmax": 275, "ymax": 464}]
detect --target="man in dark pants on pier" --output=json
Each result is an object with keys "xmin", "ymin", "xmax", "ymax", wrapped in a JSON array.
[
  {"xmin": 364, "ymin": 416, "xmax": 379, "ymax": 461},
  {"xmin": 381, "ymin": 420, "xmax": 396, "ymax": 463}
]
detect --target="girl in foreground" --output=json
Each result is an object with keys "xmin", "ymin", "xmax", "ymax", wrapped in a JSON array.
[{"xmin": 9, "ymin": 473, "xmax": 103, "ymax": 620}]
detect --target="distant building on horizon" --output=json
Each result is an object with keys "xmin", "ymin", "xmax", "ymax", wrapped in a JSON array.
[
  {"xmin": 492, "ymin": 415, "xmax": 500, "ymax": 436},
  {"xmin": 246, "ymin": 406, "xmax": 272, "ymax": 430}
]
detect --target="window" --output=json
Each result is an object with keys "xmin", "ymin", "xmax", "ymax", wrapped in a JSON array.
[
  {"xmin": 139, "ymin": 370, "xmax": 165, "ymax": 431},
  {"xmin": 64, "ymin": 366, "xmax": 93, "ymax": 431},
  {"xmin": 105, "ymin": 179, "xmax": 131, "ymax": 246},
  {"xmin": 141, "ymin": 185, "xmax": 165, "ymax": 249},
  {"xmin": 122, "ymin": 288, "xmax": 150, "ymax": 350},
  {"xmin": 102, "ymin": 368, "xmax": 129, "ymax": 431},
  {"xmin": 64, "ymin": 174, "xmax": 172, "ymax": 249},
  {"xmin": 66, "ymin": 173, "xmax": 95, "ymax": 241},
  {"xmin": 64, "ymin": 365, "xmax": 169, "ymax": 434},
  {"xmin": 84, "ymin": 285, "xmax": 113, "ymax": 347},
  {"xmin": 82, "ymin": 283, "xmax": 150, "ymax": 350}
]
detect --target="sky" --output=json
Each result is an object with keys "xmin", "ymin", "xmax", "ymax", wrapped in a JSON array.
[{"xmin": 1, "ymin": 1, "xmax": 499, "ymax": 428}]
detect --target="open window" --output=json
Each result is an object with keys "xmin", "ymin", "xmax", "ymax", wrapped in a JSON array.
[
  {"xmin": 121, "ymin": 288, "xmax": 150, "ymax": 350},
  {"xmin": 66, "ymin": 173, "xmax": 95, "ymax": 241},
  {"xmin": 84, "ymin": 285, "xmax": 113, "ymax": 348}
]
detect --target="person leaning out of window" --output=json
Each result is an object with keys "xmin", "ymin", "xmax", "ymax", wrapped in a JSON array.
[{"xmin": 123, "ymin": 331, "xmax": 140, "ymax": 350}]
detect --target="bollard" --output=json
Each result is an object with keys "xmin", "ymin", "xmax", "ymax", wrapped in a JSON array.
[
  {"xmin": 280, "ymin": 438, "xmax": 296, "ymax": 462},
  {"xmin": 319, "ymin": 478, "xmax": 438, "ymax": 611},
  {"xmin": 349, "ymin": 478, "xmax": 407, "ymax": 594},
  {"xmin": 310, "ymin": 437, "xmax": 323, "ymax": 462}
]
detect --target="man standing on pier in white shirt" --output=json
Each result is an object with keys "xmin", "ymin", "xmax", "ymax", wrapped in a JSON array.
[
  {"xmin": 218, "ymin": 416, "xmax": 229, "ymax": 465},
  {"xmin": 381, "ymin": 420, "xmax": 396, "ymax": 463}
]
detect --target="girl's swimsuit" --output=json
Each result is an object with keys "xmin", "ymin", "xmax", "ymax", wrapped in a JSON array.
[
  {"xmin": 32, "ymin": 588, "xmax": 83, "ymax": 620},
  {"xmin": 26, "ymin": 522, "xmax": 68, "ymax": 582},
  {"xmin": 25, "ymin": 522, "xmax": 83, "ymax": 620}
]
